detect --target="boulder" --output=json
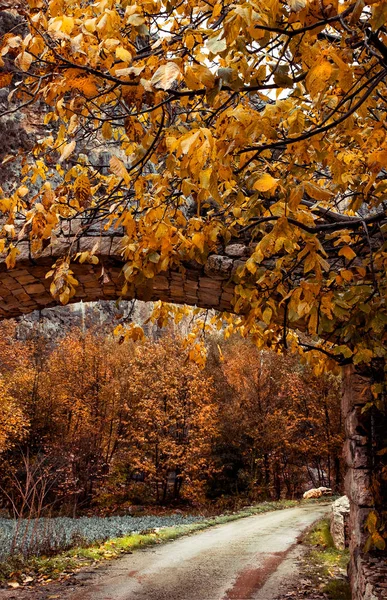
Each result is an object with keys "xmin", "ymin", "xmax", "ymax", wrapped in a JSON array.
[
  {"xmin": 330, "ymin": 495, "xmax": 350, "ymax": 550},
  {"xmin": 303, "ymin": 486, "xmax": 333, "ymax": 499}
]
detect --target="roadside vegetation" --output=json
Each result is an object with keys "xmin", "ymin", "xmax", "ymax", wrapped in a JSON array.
[
  {"xmin": 0, "ymin": 499, "xmax": 299, "ymax": 588},
  {"xmin": 277, "ymin": 518, "xmax": 351, "ymax": 600},
  {"xmin": 307, "ymin": 519, "xmax": 350, "ymax": 599}
]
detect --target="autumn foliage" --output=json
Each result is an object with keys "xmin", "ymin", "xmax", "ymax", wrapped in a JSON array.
[
  {"xmin": 0, "ymin": 0, "xmax": 386, "ymax": 374},
  {"xmin": 0, "ymin": 322, "xmax": 343, "ymax": 514}
]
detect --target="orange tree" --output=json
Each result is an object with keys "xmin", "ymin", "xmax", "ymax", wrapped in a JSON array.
[
  {"xmin": 118, "ymin": 335, "xmax": 217, "ymax": 504},
  {"xmin": 0, "ymin": 321, "xmax": 31, "ymax": 454}
]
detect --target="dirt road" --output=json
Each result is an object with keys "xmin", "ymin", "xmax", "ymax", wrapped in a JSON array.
[
  {"xmin": 0, "ymin": 504, "xmax": 329, "ymax": 600},
  {"xmin": 66, "ymin": 504, "xmax": 329, "ymax": 600}
]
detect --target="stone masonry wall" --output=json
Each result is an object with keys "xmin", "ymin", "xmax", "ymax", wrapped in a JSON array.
[
  {"xmin": 0, "ymin": 220, "xmax": 253, "ymax": 319},
  {"xmin": 342, "ymin": 366, "xmax": 387, "ymax": 600}
]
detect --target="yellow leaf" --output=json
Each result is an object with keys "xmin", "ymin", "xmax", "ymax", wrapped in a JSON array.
[
  {"xmin": 253, "ymin": 174, "xmax": 279, "ymax": 193},
  {"xmin": 288, "ymin": 185, "xmax": 304, "ymax": 210},
  {"xmin": 306, "ymin": 60, "xmax": 332, "ymax": 98},
  {"xmin": 366, "ymin": 511, "xmax": 378, "ymax": 534},
  {"xmin": 110, "ymin": 156, "xmax": 130, "ymax": 184},
  {"xmin": 192, "ymin": 232, "xmax": 205, "ymax": 252},
  {"xmin": 59, "ymin": 140, "xmax": 76, "ymax": 163},
  {"xmin": 15, "ymin": 51, "xmax": 33, "ymax": 72},
  {"xmin": 17, "ymin": 185, "xmax": 29, "ymax": 197},
  {"xmin": 184, "ymin": 34, "xmax": 195, "ymax": 50},
  {"xmin": 127, "ymin": 12, "xmax": 145, "ymax": 26},
  {"xmin": 289, "ymin": 0, "xmax": 307, "ymax": 11},
  {"xmin": 84, "ymin": 18, "xmax": 97, "ymax": 33},
  {"xmin": 74, "ymin": 174, "xmax": 91, "ymax": 205},
  {"xmin": 61, "ymin": 16, "xmax": 75, "ymax": 35},
  {"xmin": 0, "ymin": 73, "xmax": 12, "ymax": 88},
  {"xmin": 371, "ymin": 0, "xmax": 387, "ymax": 30},
  {"xmin": 5, "ymin": 246, "xmax": 20, "ymax": 269},
  {"xmin": 116, "ymin": 46, "xmax": 132, "ymax": 62},
  {"xmin": 180, "ymin": 130, "xmax": 201, "ymax": 155},
  {"xmin": 7, "ymin": 582, "xmax": 20, "ymax": 589},
  {"xmin": 339, "ymin": 246, "xmax": 356, "ymax": 260},
  {"xmin": 207, "ymin": 33, "xmax": 227, "ymax": 54},
  {"xmin": 151, "ymin": 62, "xmax": 182, "ymax": 90},
  {"xmin": 304, "ymin": 181, "xmax": 333, "ymax": 202},
  {"xmin": 115, "ymin": 66, "xmax": 144, "ymax": 78},
  {"xmin": 308, "ymin": 310, "xmax": 318, "ymax": 334},
  {"xmin": 341, "ymin": 269, "xmax": 353, "ymax": 281},
  {"xmin": 102, "ymin": 121, "xmax": 113, "ymax": 139},
  {"xmin": 262, "ymin": 306, "xmax": 272, "ymax": 324}
]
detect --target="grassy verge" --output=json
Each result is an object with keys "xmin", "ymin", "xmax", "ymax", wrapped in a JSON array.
[
  {"xmin": 0, "ymin": 499, "xmax": 299, "ymax": 587},
  {"xmin": 303, "ymin": 519, "xmax": 351, "ymax": 600}
]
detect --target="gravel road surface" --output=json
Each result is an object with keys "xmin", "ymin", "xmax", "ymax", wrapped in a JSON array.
[
  {"xmin": 0, "ymin": 504, "xmax": 329, "ymax": 600},
  {"xmin": 65, "ymin": 504, "xmax": 329, "ymax": 600}
]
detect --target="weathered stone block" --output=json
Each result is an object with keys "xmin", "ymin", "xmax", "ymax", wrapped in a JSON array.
[
  {"xmin": 345, "ymin": 468, "xmax": 373, "ymax": 507},
  {"xmin": 342, "ymin": 365, "xmax": 373, "ymax": 415},
  {"xmin": 152, "ymin": 276, "xmax": 169, "ymax": 291},
  {"xmin": 204, "ymin": 254, "xmax": 233, "ymax": 279},
  {"xmin": 11, "ymin": 290, "xmax": 30, "ymax": 302},
  {"xmin": 35, "ymin": 295, "xmax": 53, "ymax": 305},
  {"xmin": 109, "ymin": 238, "xmax": 124, "ymax": 255},
  {"xmin": 225, "ymin": 244, "xmax": 248, "ymax": 258},
  {"xmin": 24, "ymin": 283, "xmax": 46, "ymax": 295},
  {"xmin": 343, "ymin": 439, "xmax": 370, "ymax": 469},
  {"xmin": 345, "ymin": 406, "xmax": 370, "ymax": 440},
  {"xmin": 77, "ymin": 272, "xmax": 97, "ymax": 283},
  {"xmin": 1, "ymin": 277, "xmax": 22, "ymax": 291},
  {"xmin": 330, "ymin": 495, "xmax": 350, "ymax": 550},
  {"xmin": 231, "ymin": 259, "xmax": 246, "ymax": 280},
  {"xmin": 14, "ymin": 274, "xmax": 37, "ymax": 285}
]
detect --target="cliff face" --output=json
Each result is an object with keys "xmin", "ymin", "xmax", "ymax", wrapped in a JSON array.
[
  {"xmin": 0, "ymin": 9, "xmax": 32, "ymax": 191},
  {"xmin": 15, "ymin": 299, "xmax": 155, "ymax": 339},
  {"xmin": 0, "ymin": 9, "xmax": 149, "ymax": 337}
]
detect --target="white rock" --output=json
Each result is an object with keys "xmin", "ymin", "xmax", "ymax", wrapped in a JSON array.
[
  {"xmin": 302, "ymin": 486, "xmax": 332, "ymax": 499},
  {"xmin": 330, "ymin": 495, "xmax": 350, "ymax": 550}
]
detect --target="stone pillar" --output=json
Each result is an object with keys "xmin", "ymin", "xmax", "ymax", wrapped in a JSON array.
[{"xmin": 342, "ymin": 365, "xmax": 387, "ymax": 600}]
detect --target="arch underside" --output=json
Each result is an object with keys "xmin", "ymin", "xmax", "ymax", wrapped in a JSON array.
[{"xmin": 0, "ymin": 233, "xmax": 238, "ymax": 319}]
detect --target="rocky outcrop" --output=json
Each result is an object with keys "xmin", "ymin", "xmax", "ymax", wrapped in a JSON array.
[
  {"xmin": 330, "ymin": 495, "xmax": 350, "ymax": 550},
  {"xmin": 15, "ymin": 299, "xmax": 154, "ymax": 340}
]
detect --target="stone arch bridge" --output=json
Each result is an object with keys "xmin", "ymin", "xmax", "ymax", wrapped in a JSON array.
[
  {"xmin": 0, "ymin": 222, "xmax": 242, "ymax": 319},
  {"xmin": 0, "ymin": 221, "xmax": 385, "ymax": 600}
]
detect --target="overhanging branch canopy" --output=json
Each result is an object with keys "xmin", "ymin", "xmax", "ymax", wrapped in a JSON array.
[{"xmin": 0, "ymin": 0, "xmax": 386, "ymax": 369}]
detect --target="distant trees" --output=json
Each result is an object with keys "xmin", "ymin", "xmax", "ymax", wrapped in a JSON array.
[
  {"xmin": 118, "ymin": 336, "xmax": 217, "ymax": 504},
  {"xmin": 206, "ymin": 338, "xmax": 343, "ymax": 502},
  {"xmin": 0, "ymin": 323, "xmax": 343, "ymax": 514}
]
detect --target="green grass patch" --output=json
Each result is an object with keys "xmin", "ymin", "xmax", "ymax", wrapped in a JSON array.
[
  {"xmin": 304, "ymin": 519, "xmax": 351, "ymax": 600},
  {"xmin": 0, "ymin": 499, "xmax": 299, "ymax": 586}
]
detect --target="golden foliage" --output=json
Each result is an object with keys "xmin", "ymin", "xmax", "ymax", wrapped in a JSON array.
[{"xmin": 0, "ymin": 0, "xmax": 386, "ymax": 375}]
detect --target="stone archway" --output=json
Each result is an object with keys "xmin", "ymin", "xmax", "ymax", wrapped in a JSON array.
[
  {"xmin": 1, "ymin": 224, "xmax": 386, "ymax": 600},
  {"xmin": 0, "ymin": 223, "xmax": 242, "ymax": 319}
]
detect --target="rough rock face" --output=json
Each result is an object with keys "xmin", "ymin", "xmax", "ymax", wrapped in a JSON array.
[
  {"xmin": 353, "ymin": 555, "xmax": 387, "ymax": 600},
  {"xmin": 15, "ymin": 299, "xmax": 154, "ymax": 340},
  {"xmin": 0, "ymin": 9, "xmax": 32, "ymax": 191},
  {"xmin": 342, "ymin": 366, "xmax": 387, "ymax": 600},
  {"xmin": 330, "ymin": 495, "xmax": 350, "ymax": 550}
]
